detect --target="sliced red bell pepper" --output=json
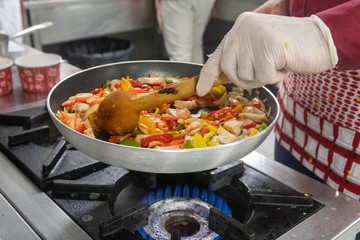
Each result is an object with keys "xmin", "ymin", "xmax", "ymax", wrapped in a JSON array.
[
  {"xmin": 90, "ymin": 88, "xmax": 103, "ymax": 95},
  {"xmin": 206, "ymin": 107, "xmax": 235, "ymax": 121},
  {"xmin": 245, "ymin": 122, "xmax": 256, "ymax": 129},
  {"xmin": 74, "ymin": 96, "xmax": 88, "ymax": 103},
  {"xmin": 140, "ymin": 133, "xmax": 174, "ymax": 147},
  {"xmin": 76, "ymin": 123, "xmax": 87, "ymax": 133},
  {"xmin": 130, "ymin": 79, "xmax": 143, "ymax": 88},
  {"xmin": 160, "ymin": 116, "xmax": 179, "ymax": 121},
  {"xmin": 61, "ymin": 99, "xmax": 76, "ymax": 107}
]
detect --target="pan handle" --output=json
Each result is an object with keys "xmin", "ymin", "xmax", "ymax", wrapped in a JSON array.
[{"xmin": 9, "ymin": 22, "xmax": 53, "ymax": 40}]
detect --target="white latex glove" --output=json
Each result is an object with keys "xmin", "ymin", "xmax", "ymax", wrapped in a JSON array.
[{"xmin": 196, "ymin": 12, "xmax": 338, "ymax": 96}]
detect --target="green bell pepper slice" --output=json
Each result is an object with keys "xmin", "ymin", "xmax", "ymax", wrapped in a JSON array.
[{"xmin": 120, "ymin": 138, "xmax": 141, "ymax": 147}]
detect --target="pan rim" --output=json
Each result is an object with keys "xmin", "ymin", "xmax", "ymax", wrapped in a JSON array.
[{"xmin": 46, "ymin": 60, "xmax": 280, "ymax": 154}]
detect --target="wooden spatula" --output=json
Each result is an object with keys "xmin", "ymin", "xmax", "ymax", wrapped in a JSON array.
[{"xmin": 95, "ymin": 73, "xmax": 229, "ymax": 136}]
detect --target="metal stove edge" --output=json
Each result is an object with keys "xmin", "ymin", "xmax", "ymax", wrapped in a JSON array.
[{"xmin": 242, "ymin": 152, "xmax": 360, "ymax": 240}]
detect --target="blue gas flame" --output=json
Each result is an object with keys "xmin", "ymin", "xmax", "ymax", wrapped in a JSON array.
[{"xmin": 138, "ymin": 184, "xmax": 231, "ymax": 239}]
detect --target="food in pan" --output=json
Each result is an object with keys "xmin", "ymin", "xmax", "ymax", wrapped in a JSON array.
[{"xmin": 55, "ymin": 74, "xmax": 269, "ymax": 149}]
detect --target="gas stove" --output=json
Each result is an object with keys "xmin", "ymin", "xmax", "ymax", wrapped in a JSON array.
[{"xmin": 0, "ymin": 105, "xmax": 359, "ymax": 240}]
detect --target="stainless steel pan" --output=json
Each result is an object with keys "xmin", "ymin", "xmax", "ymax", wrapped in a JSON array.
[{"xmin": 47, "ymin": 60, "xmax": 279, "ymax": 173}]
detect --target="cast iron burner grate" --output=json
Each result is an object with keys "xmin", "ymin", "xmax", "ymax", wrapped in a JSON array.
[{"xmin": 0, "ymin": 106, "xmax": 325, "ymax": 240}]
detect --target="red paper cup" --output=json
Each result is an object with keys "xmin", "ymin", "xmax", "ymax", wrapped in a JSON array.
[
  {"xmin": 15, "ymin": 53, "xmax": 61, "ymax": 93},
  {"xmin": 0, "ymin": 57, "xmax": 13, "ymax": 96}
]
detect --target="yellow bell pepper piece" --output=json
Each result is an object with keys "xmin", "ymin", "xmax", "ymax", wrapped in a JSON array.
[
  {"xmin": 207, "ymin": 141, "xmax": 218, "ymax": 147},
  {"xmin": 232, "ymin": 104, "xmax": 243, "ymax": 113},
  {"xmin": 200, "ymin": 112, "xmax": 208, "ymax": 119},
  {"xmin": 99, "ymin": 88, "xmax": 111, "ymax": 98},
  {"xmin": 209, "ymin": 85, "xmax": 226, "ymax": 96},
  {"xmin": 121, "ymin": 76, "xmax": 131, "ymax": 92},
  {"xmin": 153, "ymin": 107, "xmax": 159, "ymax": 116},
  {"xmin": 249, "ymin": 128, "xmax": 259, "ymax": 136},
  {"xmin": 217, "ymin": 85, "xmax": 226, "ymax": 92},
  {"xmin": 207, "ymin": 125, "xmax": 217, "ymax": 134},
  {"xmin": 87, "ymin": 113, "xmax": 97, "ymax": 129},
  {"xmin": 193, "ymin": 133, "xmax": 207, "ymax": 148},
  {"xmin": 138, "ymin": 115, "xmax": 156, "ymax": 135}
]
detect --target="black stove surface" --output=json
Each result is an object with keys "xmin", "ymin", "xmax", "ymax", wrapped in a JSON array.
[{"xmin": 0, "ymin": 106, "xmax": 324, "ymax": 240}]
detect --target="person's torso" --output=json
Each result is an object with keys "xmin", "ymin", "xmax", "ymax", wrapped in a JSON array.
[{"xmin": 290, "ymin": 0, "xmax": 351, "ymax": 17}]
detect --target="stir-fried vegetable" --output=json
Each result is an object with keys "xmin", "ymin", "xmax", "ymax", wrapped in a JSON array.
[
  {"xmin": 56, "ymin": 73, "xmax": 269, "ymax": 149},
  {"xmin": 140, "ymin": 133, "xmax": 174, "ymax": 147}
]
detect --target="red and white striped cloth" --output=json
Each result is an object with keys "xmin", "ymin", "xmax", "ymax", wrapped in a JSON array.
[{"xmin": 275, "ymin": 69, "xmax": 360, "ymax": 200}]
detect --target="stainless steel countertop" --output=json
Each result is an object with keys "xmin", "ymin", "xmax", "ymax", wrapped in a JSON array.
[
  {"xmin": 242, "ymin": 152, "xmax": 360, "ymax": 240},
  {"xmin": 0, "ymin": 43, "xmax": 81, "ymax": 114}
]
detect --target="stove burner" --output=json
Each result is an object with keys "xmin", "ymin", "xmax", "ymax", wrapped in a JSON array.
[
  {"xmin": 144, "ymin": 198, "xmax": 218, "ymax": 239},
  {"xmin": 139, "ymin": 184, "xmax": 231, "ymax": 239},
  {"xmin": 165, "ymin": 215, "xmax": 200, "ymax": 237}
]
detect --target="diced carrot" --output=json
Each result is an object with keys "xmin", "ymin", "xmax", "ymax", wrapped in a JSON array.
[
  {"xmin": 199, "ymin": 126, "xmax": 210, "ymax": 137},
  {"xmin": 173, "ymin": 131, "xmax": 185, "ymax": 140},
  {"xmin": 61, "ymin": 111, "xmax": 69, "ymax": 119},
  {"xmin": 129, "ymin": 89, "xmax": 148, "ymax": 95},
  {"xmin": 60, "ymin": 111, "xmax": 71, "ymax": 125},
  {"xmin": 152, "ymin": 85, "xmax": 162, "ymax": 90},
  {"xmin": 61, "ymin": 118, "xmax": 71, "ymax": 125},
  {"xmin": 160, "ymin": 116, "xmax": 179, "ymax": 121},
  {"xmin": 74, "ymin": 113, "xmax": 82, "ymax": 130},
  {"xmin": 90, "ymin": 88, "xmax": 102, "ymax": 94},
  {"xmin": 75, "ymin": 96, "xmax": 88, "ymax": 103},
  {"xmin": 109, "ymin": 136, "xmax": 119, "ymax": 143}
]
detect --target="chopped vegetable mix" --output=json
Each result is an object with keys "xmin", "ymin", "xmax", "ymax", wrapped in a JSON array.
[{"xmin": 56, "ymin": 73, "xmax": 270, "ymax": 149}]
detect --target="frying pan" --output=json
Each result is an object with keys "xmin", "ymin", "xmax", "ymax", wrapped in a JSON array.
[{"xmin": 47, "ymin": 60, "xmax": 279, "ymax": 173}]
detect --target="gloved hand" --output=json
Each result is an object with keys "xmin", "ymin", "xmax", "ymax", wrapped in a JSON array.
[{"xmin": 196, "ymin": 12, "xmax": 338, "ymax": 96}]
